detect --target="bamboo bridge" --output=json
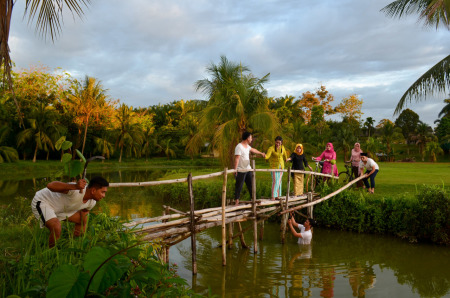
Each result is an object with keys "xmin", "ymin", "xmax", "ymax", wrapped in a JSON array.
[{"xmin": 109, "ymin": 160, "xmax": 366, "ymax": 274}]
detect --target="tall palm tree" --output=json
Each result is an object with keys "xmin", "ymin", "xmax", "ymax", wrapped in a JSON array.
[
  {"xmin": 0, "ymin": 0, "xmax": 91, "ymax": 127},
  {"xmin": 382, "ymin": 1, "xmax": 450, "ymax": 114},
  {"xmin": 115, "ymin": 104, "xmax": 144, "ymax": 163},
  {"xmin": 414, "ymin": 122, "xmax": 434, "ymax": 159},
  {"xmin": 189, "ymin": 56, "xmax": 278, "ymax": 166},
  {"xmin": 67, "ymin": 76, "xmax": 112, "ymax": 155}
]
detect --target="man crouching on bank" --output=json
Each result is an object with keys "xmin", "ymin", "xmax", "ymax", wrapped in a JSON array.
[{"xmin": 31, "ymin": 176, "xmax": 109, "ymax": 247}]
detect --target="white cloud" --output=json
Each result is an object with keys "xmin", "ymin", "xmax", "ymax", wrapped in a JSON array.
[{"xmin": 8, "ymin": 0, "xmax": 450, "ymax": 126}]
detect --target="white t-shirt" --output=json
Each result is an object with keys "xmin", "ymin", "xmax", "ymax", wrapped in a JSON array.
[
  {"xmin": 32, "ymin": 186, "xmax": 96, "ymax": 221},
  {"xmin": 360, "ymin": 158, "xmax": 379, "ymax": 171},
  {"xmin": 297, "ymin": 224, "xmax": 312, "ymax": 245},
  {"xmin": 235, "ymin": 143, "xmax": 252, "ymax": 170}
]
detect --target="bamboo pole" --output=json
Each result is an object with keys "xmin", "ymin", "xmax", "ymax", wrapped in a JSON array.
[
  {"xmin": 221, "ymin": 167, "xmax": 227, "ymax": 266},
  {"xmin": 307, "ymin": 192, "xmax": 313, "ymax": 219},
  {"xmin": 110, "ymin": 168, "xmax": 336, "ymax": 188},
  {"xmin": 281, "ymin": 167, "xmax": 291, "ymax": 243},
  {"xmin": 163, "ymin": 206, "xmax": 170, "ymax": 263},
  {"xmin": 251, "ymin": 160, "xmax": 258, "ymax": 254},
  {"xmin": 237, "ymin": 222, "xmax": 248, "ymax": 248},
  {"xmin": 280, "ymin": 174, "xmax": 368, "ymax": 215},
  {"xmin": 188, "ymin": 173, "xmax": 197, "ymax": 275}
]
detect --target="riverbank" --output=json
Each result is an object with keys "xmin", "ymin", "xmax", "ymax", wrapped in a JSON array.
[{"xmin": 1, "ymin": 159, "xmax": 449, "ymax": 198}]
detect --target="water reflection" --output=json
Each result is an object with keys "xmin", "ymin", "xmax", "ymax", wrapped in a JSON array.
[
  {"xmin": 1, "ymin": 169, "xmax": 449, "ymax": 297},
  {"xmin": 172, "ymin": 225, "xmax": 450, "ymax": 298}
]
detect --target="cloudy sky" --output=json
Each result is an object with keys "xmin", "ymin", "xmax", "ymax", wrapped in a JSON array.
[{"xmin": 9, "ymin": 0, "xmax": 450, "ymax": 127}]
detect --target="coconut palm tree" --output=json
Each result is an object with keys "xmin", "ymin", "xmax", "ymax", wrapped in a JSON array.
[
  {"xmin": 115, "ymin": 104, "xmax": 144, "ymax": 163},
  {"xmin": 93, "ymin": 135, "xmax": 114, "ymax": 160},
  {"xmin": 16, "ymin": 103, "xmax": 63, "ymax": 162},
  {"xmin": 0, "ymin": 0, "xmax": 91, "ymax": 127},
  {"xmin": 67, "ymin": 76, "xmax": 113, "ymax": 155},
  {"xmin": 382, "ymin": 1, "xmax": 450, "ymax": 114},
  {"xmin": 363, "ymin": 117, "xmax": 376, "ymax": 137},
  {"xmin": 189, "ymin": 56, "xmax": 279, "ymax": 166}
]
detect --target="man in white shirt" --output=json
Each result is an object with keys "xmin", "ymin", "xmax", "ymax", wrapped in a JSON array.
[
  {"xmin": 31, "ymin": 176, "xmax": 109, "ymax": 247},
  {"xmin": 359, "ymin": 153, "xmax": 379, "ymax": 194},
  {"xmin": 287, "ymin": 212, "xmax": 316, "ymax": 245},
  {"xmin": 234, "ymin": 131, "xmax": 266, "ymax": 205}
]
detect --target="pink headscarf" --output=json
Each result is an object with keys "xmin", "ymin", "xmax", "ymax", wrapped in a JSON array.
[
  {"xmin": 354, "ymin": 142, "xmax": 362, "ymax": 152},
  {"xmin": 326, "ymin": 142, "xmax": 335, "ymax": 153}
]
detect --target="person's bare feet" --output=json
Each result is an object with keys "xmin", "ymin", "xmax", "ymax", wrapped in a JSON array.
[{"xmin": 234, "ymin": 199, "xmax": 240, "ymax": 206}]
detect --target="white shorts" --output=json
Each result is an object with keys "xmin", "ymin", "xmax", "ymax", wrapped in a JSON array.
[{"xmin": 31, "ymin": 200, "xmax": 57, "ymax": 228}]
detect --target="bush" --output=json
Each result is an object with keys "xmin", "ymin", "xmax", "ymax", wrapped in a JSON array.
[{"xmin": 314, "ymin": 185, "xmax": 449, "ymax": 245}]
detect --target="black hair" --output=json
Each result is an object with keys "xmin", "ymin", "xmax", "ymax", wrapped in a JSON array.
[
  {"xmin": 88, "ymin": 176, "xmax": 109, "ymax": 189},
  {"xmin": 275, "ymin": 136, "xmax": 283, "ymax": 153},
  {"xmin": 308, "ymin": 218, "xmax": 317, "ymax": 228},
  {"xmin": 242, "ymin": 131, "xmax": 252, "ymax": 141}
]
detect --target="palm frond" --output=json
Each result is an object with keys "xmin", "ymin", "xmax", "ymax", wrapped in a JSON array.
[
  {"xmin": 25, "ymin": 0, "xmax": 91, "ymax": 41},
  {"xmin": 381, "ymin": 0, "xmax": 450, "ymax": 29},
  {"xmin": 395, "ymin": 54, "xmax": 450, "ymax": 114}
]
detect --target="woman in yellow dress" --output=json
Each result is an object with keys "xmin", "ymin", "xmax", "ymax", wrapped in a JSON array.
[{"xmin": 265, "ymin": 136, "xmax": 288, "ymax": 200}]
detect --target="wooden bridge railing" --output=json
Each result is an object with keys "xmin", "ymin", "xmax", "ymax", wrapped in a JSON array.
[{"xmin": 108, "ymin": 161, "xmax": 358, "ymax": 274}]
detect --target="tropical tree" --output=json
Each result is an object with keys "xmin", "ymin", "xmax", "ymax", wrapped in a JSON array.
[
  {"xmin": 377, "ymin": 119, "xmax": 404, "ymax": 159},
  {"xmin": 156, "ymin": 138, "xmax": 177, "ymax": 159},
  {"xmin": 66, "ymin": 76, "xmax": 115, "ymax": 155},
  {"xmin": 382, "ymin": 1, "xmax": 450, "ymax": 113},
  {"xmin": 435, "ymin": 116, "xmax": 450, "ymax": 153},
  {"xmin": 332, "ymin": 122, "xmax": 357, "ymax": 161},
  {"xmin": 188, "ymin": 56, "xmax": 278, "ymax": 166},
  {"xmin": 334, "ymin": 94, "xmax": 364, "ymax": 121},
  {"xmin": 438, "ymin": 98, "xmax": 450, "ymax": 118},
  {"xmin": 114, "ymin": 104, "xmax": 144, "ymax": 163},
  {"xmin": 0, "ymin": 123, "xmax": 18, "ymax": 163},
  {"xmin": 364, "ymin": 137, "xmax": 382, "ymax": 160},
  {"xmin": 0, "ymin": 0, "xmax": 91, "ymax": 127},
  {"xmin": 425, "ymin": 141, "xmax": 444, "ymax": 162},
  {"xmin": 414, "ymin": 122, "xmax": 434, "ymax": 159},
  {"xmin": 93, "ymin": 135, "xmax": 114, "ymax": 160},
  {"xmin": 395, "ymin": 108, "xmax": 420, "ymax": 154},
  {"xmin": 298, "ymin": 85, "xmax": 335, "ymax": 123},
  {"xmin": 16, "ymin": 104, "xmax": 63, "ymax": 162},
  {"xmin": 363, "ymin": 117, "xmax": 376, "ymax": 137}
]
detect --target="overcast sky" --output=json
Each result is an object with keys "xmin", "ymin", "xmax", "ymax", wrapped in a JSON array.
[{"xmin": 9, "ymin": 0, "xmax": 450, "ymax": 127}]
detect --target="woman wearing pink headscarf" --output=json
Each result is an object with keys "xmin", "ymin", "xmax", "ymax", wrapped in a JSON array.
[
  {"xmin": 314, "ymin": 143, "xmax": 338, "ymax": 177},
  {"xmin": 347, "ymin": 142, "xmax": 363, "ymax": 188}
]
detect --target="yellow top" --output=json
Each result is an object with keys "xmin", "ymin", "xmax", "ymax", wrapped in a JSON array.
[{"xmin": 265, "ymin": 145, "xmax": 288, "ymax": 169}]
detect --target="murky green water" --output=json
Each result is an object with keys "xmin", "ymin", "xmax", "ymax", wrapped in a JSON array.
[{"xmin": 1, "ymin": 170, "xmax": 449, "ymax": 297}]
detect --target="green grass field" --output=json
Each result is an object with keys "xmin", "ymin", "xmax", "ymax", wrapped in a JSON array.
[{"xmin": 0, "ymin": 158, "xmax": 449, "ymax": 199}]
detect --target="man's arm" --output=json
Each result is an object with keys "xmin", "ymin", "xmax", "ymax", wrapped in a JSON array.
[
  {"xmin": 288, "ymin": 219, "xmax": 303, "ymax": 238},
  {"xmin": 250, "ymin": 148, "xmax": 266, "ymax": 158},
  {"xmin": 47, "ymin": 180, "xmax": 86, "ymax": 194},
  {"xmin": 234, "ymin": 155, "xmax": 240, "ymax": 176}
]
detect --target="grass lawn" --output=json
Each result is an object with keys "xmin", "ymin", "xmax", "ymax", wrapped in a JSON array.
[{"xmin": 0, "ymin": 158, "xmax": 449, "ymax": 199}]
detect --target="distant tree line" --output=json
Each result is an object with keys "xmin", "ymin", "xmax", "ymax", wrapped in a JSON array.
[{"xmin": 0, "ymin": 59, "xmax": 448, "ymax": 165}]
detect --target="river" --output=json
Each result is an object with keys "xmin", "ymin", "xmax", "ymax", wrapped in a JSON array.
[{"xmin": 1, "ymin": 170, "xmax": 449, "ymax": 297}]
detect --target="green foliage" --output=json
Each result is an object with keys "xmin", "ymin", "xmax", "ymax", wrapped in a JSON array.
[
  {"xmin": 1, "ymin": 211, "xmax": 197, "ymax": 297},
  {"xmin": 314, "ymin": 185, "xmax": 449, "ymax": 245}
]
